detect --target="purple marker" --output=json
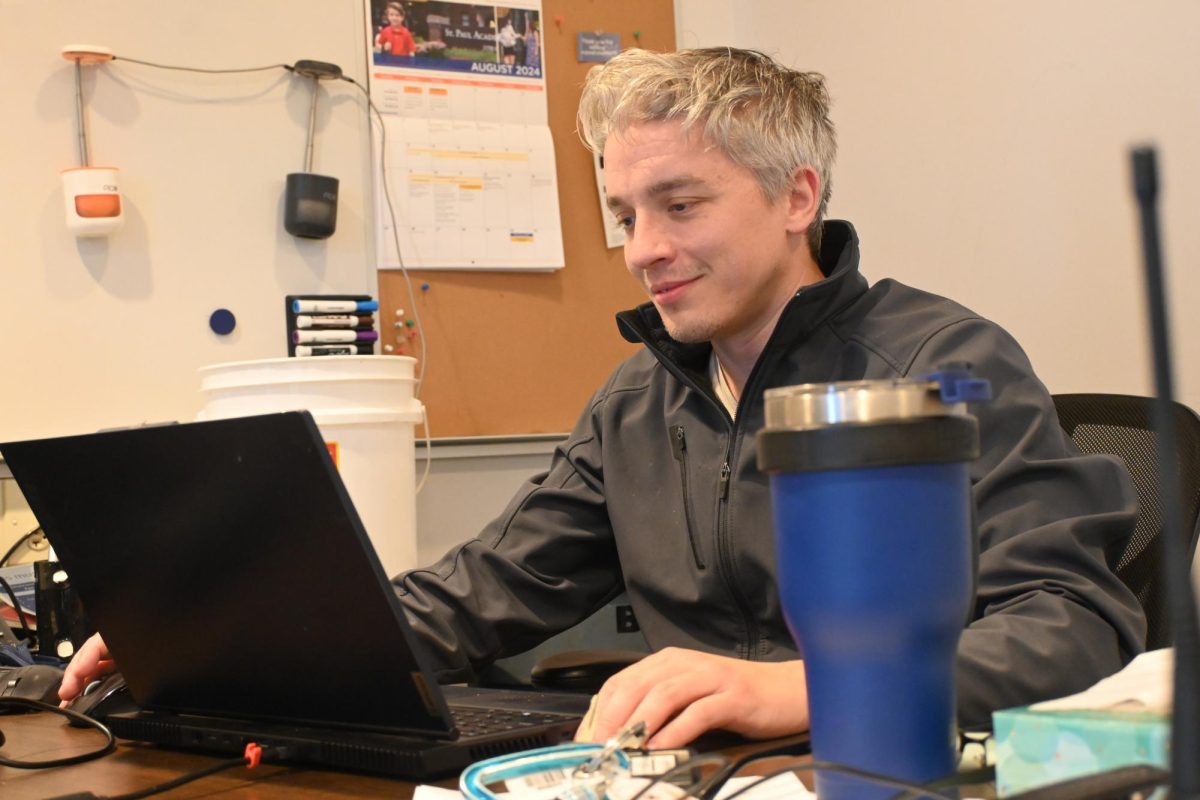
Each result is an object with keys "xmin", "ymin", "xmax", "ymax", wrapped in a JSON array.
[{"xmin": 295, "ymin": 314, "xmax": 374, "ymax": 328}]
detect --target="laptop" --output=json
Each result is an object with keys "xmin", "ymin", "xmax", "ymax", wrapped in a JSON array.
[{"xmin": 0, "ymin": 411, "xmax": 587, "ymax": 778}]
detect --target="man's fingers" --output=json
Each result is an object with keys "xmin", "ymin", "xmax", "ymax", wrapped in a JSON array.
[
  {"xmin": 59, "ymin": 633, "xmax": 112, "ymax": 700},
  {"xmin": 592, "ymin": 660, "xmax": 718, "ymax": 743},
  {"xmin": 645, "ymin": 694, "xmax": 732, "ymax": 748},
  {"xmin": 618, "ymin": 671, "xmax": 720, "ymax": 744},
  {"xmin": 588, "ymin": 650, "xmax": 693, "ymax": 741}
]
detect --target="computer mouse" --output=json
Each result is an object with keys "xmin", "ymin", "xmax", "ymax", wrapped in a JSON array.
[
  {"xmin": 529, "ymin": 649, "xmax": 648, "ymax": 694},
  {"xmin": 0, "ymin": 664, "xmax": 65, "ymax": 708},
  {"xmin": 66, "ymin": 671, "xmax": 137, "ymax": 726}
]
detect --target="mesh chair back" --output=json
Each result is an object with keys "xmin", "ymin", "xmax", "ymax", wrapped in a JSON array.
[{"xmin": 1053, "ymin": 393, "xmax": 1200, "ymax": 650}]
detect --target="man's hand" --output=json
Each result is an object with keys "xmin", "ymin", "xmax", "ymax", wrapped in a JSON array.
[
  {"xmin": 578, "ymin": 648, "xmax": 809, "ymax": 748},
  {"xmin": 58, "ymin": 633, "xmax": 116, "ymax": 703}
]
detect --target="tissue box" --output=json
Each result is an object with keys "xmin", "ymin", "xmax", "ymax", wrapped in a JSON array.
[{"xmin": 993, "ymin": 706, "xmax": 1169, "ymax": 796}]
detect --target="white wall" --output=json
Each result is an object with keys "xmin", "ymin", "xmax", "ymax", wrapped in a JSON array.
[
  {"xmin": 0, "ymin": 0, "xmax": 376, "ymax": 441},
  {"xmin": 675, "ymin": 0, "xmax": 1200, "ymax": 410}
]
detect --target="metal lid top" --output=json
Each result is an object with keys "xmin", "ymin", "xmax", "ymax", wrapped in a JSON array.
[{"xmin": 762, "ymin": 378, "xmax": 968, "ymax": 431}]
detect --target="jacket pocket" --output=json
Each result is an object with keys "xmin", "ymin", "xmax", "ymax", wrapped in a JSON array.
[{"xmin": 670, "ymin": 425, "xmax": 706, "ymax": 569}]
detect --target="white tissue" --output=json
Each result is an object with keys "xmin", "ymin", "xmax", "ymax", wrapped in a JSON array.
[{"xmin": 1029, "ymin": 647, "xmax": 1172, "ymax": 714}]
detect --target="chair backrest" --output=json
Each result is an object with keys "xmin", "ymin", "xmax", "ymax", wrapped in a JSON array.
[{"xmin": 1053, "ymin": 393, "xmax": 1200, "ymax": 650}]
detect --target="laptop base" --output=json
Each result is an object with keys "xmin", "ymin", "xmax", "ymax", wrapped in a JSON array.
[{"xmin": 106, "ymin": 700, "xmax": 581, "ymax": 779}]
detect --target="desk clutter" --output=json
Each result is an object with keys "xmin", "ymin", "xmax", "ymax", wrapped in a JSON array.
[
  {"xmin": 992, "ymin": 649, "xmax": 1173, "ymax": 796},
  {"xmin": 0, "ymin": 559, "xmax": 89, "ymax": 666},
  {"xmin": 285, "ymin": 294, "xmax": 379, "ymax": 357}
]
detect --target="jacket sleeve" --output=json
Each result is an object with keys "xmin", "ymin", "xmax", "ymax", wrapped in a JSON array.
[
  {"xmin": 391, "ymin": 389, "xmax": 625, "ymax": 682},
  {"xmin": 910, "ymin": 318, "xmax": 1147, "ymax": 727}
]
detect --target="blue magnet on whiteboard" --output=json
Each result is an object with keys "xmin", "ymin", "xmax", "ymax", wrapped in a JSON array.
[{"xmin": 209, "ymin": 308, "xmax": 237, "ymax": 335}]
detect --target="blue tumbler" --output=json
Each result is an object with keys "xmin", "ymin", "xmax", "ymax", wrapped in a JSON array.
[{"xmin": 756, "ymin": 371, "xmax": 989, "ymax": 800}]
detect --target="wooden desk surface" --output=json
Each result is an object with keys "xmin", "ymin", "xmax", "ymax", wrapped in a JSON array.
[
  {"xmin": 0, "ymin": 711, "xmax": 454, "ymax": 799},
  {"xmin": 1, "ymin": 712, "xmax": 813, "ymax": 800}
]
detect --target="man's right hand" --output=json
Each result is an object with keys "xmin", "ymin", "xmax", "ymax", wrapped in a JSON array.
[{"xmin": 58, "ymin": 633, "xmax": 116, "ymax": 703}]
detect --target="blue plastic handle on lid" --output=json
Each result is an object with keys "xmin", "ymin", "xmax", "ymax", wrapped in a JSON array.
[{"xmin": 925, "ymin": 363, "xmax": 992, "ymax": 405}]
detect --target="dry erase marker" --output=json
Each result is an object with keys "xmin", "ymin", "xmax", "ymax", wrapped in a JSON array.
[
  {"xmin": 291, "ymin": 299, "xmax": 379, "ymax": 314},
  {"xmin": 295, "ymin": 314, "xmax": 374, "ymax": 328},
  {"xmin": 292, "ymin": 329, "xmax": 379, "ymax": 344},
  {"xmin": 295, "ymin": 344, "xmax": 373, "ymax": 356}
]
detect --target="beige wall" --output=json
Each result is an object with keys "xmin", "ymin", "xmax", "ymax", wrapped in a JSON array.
[
  {"xmin": 676, "ymin": 0, "xmax": 1200, "ymax": 409},
  {"xmin": 10, "ymin": 2, "xmax": 1194, "ymax": 439},
  {"xmin": 0, "ymin": 0, "xmax": 376, "ymax": 442}
]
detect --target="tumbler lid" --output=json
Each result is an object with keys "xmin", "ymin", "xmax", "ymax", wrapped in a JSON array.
[
  {"xmin": 757, "ymin": 368, "xmax": 990, "ymax": 473},
  {"xmin": 764, "ymin": 378, "xmax": 958, "ymax": 431},
  {"xmin": 763, "ymin": 366, "xmax": 991, "ymax": 431}
]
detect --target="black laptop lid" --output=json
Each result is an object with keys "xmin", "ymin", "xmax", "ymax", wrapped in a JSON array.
[{"xmin": 0, "ymin": 411, "xmax": 455, "ymax": 737}]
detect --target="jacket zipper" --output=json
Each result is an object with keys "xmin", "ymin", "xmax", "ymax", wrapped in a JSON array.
[
  {"xmin": 714, "ymin": 298, "xmax": 815, "ymax": 658},
  {"xmin": 714, "ymin": 447, "xmax": 759, "ymax": 659},
  {"xmin": 618, "ymin": 323, "xmax": 782, "ymax": 658},
  {"xmin": 619, "ymin": 286, "xmax": 831, "ymax": 662},
  {"xmin": 670, "ymin": 425, "xmax": 707, "ymax": 570}
]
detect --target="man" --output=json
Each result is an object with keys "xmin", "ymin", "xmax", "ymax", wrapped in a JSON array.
[{"xmin": 61, "ymin": 47, "xmax": 1146, "ymax": 750}]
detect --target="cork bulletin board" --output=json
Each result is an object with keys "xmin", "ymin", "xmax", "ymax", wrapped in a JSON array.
[{"xmin": 377, "ymin": 0, "xmax": 676, "ymax": 437}]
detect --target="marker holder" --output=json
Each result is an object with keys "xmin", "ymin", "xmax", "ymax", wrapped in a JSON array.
[{"xmin": 285, "ymin": 294, "xmax": 377, "ymax": 357}]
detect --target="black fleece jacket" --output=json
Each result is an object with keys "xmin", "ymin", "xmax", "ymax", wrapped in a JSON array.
[{"xmin": 396, "ymin": 220, "xmax": 1146, "ymax": 726}]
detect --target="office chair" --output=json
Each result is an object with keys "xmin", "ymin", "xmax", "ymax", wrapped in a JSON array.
[{"xmin": 1053, "ymin": 393, "xmax": 1200, "ymax": 650}]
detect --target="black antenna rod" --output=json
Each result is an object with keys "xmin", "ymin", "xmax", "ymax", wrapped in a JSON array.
[{"xmin": 1131, "ymin": 145, "xmax": 1200, "ymax": 799}]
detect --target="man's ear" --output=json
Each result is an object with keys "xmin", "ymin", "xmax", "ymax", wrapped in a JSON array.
[{"xmin": 784, "ymin": 166, "xmax": 821, "ymax": 234}]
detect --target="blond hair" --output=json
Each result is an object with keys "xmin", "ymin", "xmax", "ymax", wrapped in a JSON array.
[{"xmin": 578, "ymin": 47, "xmax": 836, "ymax": 258}]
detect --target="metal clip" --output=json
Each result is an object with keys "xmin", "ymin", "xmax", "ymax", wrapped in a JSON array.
[{"xmin": 577, "ymin": 720, "xmax": 648, "ymax": 777}]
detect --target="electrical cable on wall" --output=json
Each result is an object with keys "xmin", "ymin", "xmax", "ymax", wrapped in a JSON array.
[
  {"xmin": 88, "ymin": 53, "xmax": 429, "ymax": 392},
  {"xmin": 90, "ymin": 52, "xmax": 435, "ymax": 488},
  {"xmin": 341, "ymin": 72, "xmax": 433, "ymax": 489},
  {"xmin": 340, "ymin": 74, "xmax": 429, "ymax": 393}
]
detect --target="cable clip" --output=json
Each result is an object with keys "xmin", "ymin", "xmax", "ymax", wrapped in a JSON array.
[{"xmin": 578, "ymin": 720, "xmax": 647, "ymax": 776}]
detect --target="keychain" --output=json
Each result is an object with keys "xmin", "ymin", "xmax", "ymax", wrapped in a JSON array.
[{"xmin": 460, "ymin": 722, "xmax": 647, "ymax": 800}]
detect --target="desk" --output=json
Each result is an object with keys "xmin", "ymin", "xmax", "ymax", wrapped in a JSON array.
[
  {"xmin": 0, "ymin": 712, "xmax": 453, "ymax": 799},
  {"xmin": 0, "ymin": 713, "xmax": 814, "ymax": 800}
]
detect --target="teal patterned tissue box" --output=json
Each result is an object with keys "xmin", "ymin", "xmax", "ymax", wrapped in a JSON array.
[{"xmin": 992, "ymin": 707, "xmax": 1169, "ymax": 796}]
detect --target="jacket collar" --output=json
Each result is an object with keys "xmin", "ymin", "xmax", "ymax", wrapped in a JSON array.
[{"xmin": 615, "ymin": 220, "xmax": 869, "ymax": 372}]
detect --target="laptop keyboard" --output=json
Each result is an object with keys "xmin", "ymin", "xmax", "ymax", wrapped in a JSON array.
[{"xmin": 449, "ymin": 705, "xmax": 573, "ymax": 737}]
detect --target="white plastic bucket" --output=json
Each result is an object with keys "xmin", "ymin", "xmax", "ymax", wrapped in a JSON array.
[{"xmin": 197, "ymin": 355, "xmax": 422, "ymax": 576}]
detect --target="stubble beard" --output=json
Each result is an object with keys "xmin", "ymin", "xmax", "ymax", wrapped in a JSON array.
[{"xmin": 658, "ymin": 308, "xmax": 719, "ymax": 345}]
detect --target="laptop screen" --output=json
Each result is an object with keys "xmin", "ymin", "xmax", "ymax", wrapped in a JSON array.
[{"xmin": 1, "ymin": 411, "xmax": 454, "ymax": 737}]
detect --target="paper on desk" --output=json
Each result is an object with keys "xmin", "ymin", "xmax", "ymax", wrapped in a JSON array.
[
  {"xmin": 1029, "ymin": 647, "xmax": 1172, "ymax": 714},
  {"xmin": 414, "ymin": 771, "xmax": 811, "ymax": 800}
]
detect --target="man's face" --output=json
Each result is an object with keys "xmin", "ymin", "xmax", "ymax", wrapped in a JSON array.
[{"xmin": 604, "ymin": 121, "xmax": 814, "ymax": 351}]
